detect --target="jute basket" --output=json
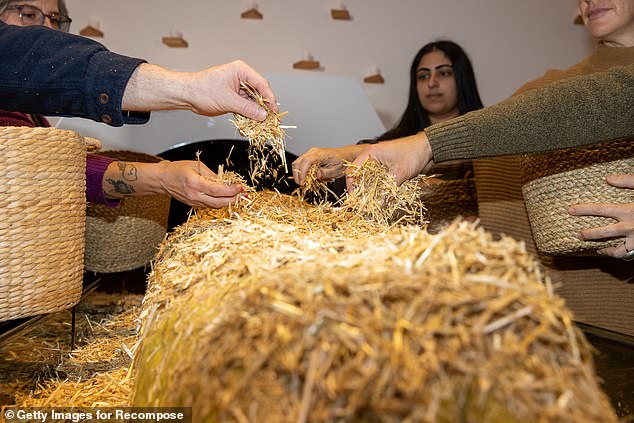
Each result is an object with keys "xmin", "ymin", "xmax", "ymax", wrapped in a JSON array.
[
  {"xmin": 521, "ymin": 140, "xmax": 634, "ymax": 256},
  {"xmin": 0, "ymin": 127, "xmax": 86, "ymax": 321},
  {"xmin": 84, "ymin": 150, "xmax": 171, "ymax": 273},
  {"xmin": 419, "ymin": 177, "xmax": 478, "ymax": 234}
]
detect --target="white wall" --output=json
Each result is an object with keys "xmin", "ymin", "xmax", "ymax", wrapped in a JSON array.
[{"xmin": 65, "ymin": 0, "xmax": 594, "ymax": 148}]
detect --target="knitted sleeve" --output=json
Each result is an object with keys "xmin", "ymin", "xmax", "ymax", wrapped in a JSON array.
[
  {"xmin": 426, "ymin": 64, "xmax": 634, "ymax": 162},
  {"xmin": 87, "ymin": 154, "xmax": 120, "ymax": 207}
]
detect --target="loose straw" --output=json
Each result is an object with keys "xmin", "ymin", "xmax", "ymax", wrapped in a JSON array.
[{"xmin": 231, "ymin": 81, "xmax": 289, "ymax": 186}]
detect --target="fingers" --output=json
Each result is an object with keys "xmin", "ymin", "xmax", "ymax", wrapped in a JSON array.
[
  {"xmin": 595, "ymin": 245, "xmax": 621, "ymax": 258},
  {"xmin": 199, "ymin": 177, "xmax": 243, "ymax": 197},
  {"xmin": 570, "ymin": 203, "xmax": 630, "ymax": 240},
  {"xmin": 345, "ymin": 173, "xmax": 355, "ymax": 193},
  {"xmin": 349, "ymin": 146, "xmax": 403, "ymax": 184},
  {"xmin": 189, "ymin": 60, "xmax": 277, "ymax": 120},
  {"xmin": 179, "ymin": 177, "xmax": 243, "ymax": 208},
  {"xmin": 193, "ymin": 164, "xmax": 244, "ymax": 208},
  {"xmin": 161, "ymin": 161, "xmax": 246, "ymax": 209},
  {"xmin": 605, "ymin": 173, "xmax": 634, "ymax": 189},
  {"xmin": 233, "ymin": 60, "xmax": 278, "ymax": 117},
  {"xmin": 292, "ymin": 148, "xmax": 341, "ymax": 186},
  {"xmin": 349, "ymin": 150, "xmax": 370, "ymax": 172},
  {"xmin": 345, "ymin": 150, "xmax": 373, "ymax": 192},
  {"xmin": 596, "ymin": 238, "xmax": 634, "ymax": 260},
  {"xmin": 568, "ymin": 202, "xmax": 626, "ymax": 220},
  {"xmin": 244, "ymin": 77, "xmax": 278, "ymax": 115},
  {"xmin": 569, "ymin": 202, "xmax": 634, "ymax": 240},
  {"xmin": 318, "ymin": 161, "xmax": 346, "ymax": 181},
  {"xmin": 568, "ymin": 196, "xmax": 634, "ymax": 259},
  {"xmin": 577, "ymin": 220, "xmax": 623, "ymax": 241},
  {"xmin": 292, "ymin": 140, "xmax": 426, "ymax": 190},
  {"xmin": 235, "ymin": 98, "xmax": 267, "ymax": 121},
  {"xmin": 291, "ymin": 155, "xmax": 312, "ymax": 186},
  {"xmin": 194, "ymin": 179, "xmax": 244, "ymax": 208}
]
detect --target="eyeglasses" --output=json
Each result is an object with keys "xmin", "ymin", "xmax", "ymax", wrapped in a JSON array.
[{"xmin": 6, "ymin": 4, "xmax": 72, "ymax": 32}]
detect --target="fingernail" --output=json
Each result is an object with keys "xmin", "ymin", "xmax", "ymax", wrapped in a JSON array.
[
  {"xmin": 255, "ymin": 108, "xmax": 266, "ymax": 121},
  {"xmin": 577, "ymin": 232, "xmax": 584, "ymax": 240}
]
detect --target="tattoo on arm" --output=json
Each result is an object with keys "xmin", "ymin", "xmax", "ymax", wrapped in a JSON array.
[
  {"xmin": 117, "ymin": 161, "xmax": 139, "ymax": 181},
  {"xmin": 105, "ymin": 178, "xmax": 136, "ymax": 195},
  {"xmin": 105, "ymin": 161, "xmax": 138, "ymax": 196}
]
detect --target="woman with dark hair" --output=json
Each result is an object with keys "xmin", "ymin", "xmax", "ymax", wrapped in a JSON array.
[
  {"xmin": 319, "ymin": 40, "xmax": 485, "ymax": 223},
  {"xmin": 357, "ymin": 40, "xmax": 483, "ymax": 227},
  {"xmin": 363, "ymin": 39, "xmax": 483, "ymax": 188},
  {"xmin": 377, "ymin": 40, "xmax": 483, "ymax": 142}
]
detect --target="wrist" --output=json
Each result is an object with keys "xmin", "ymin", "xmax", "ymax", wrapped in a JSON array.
[
  {"xmin": 146, "ymin": 161, "xmax": 172, "ymax": 195},
  {"xmin": 408, "ymin": 131, "xmax": 433, "ymax": 176},
  {"xmin": 418, "ymin": 131, "xmax": 433, "ymax": 163},
  {"xmin": 343, "ymin": 144, "xmax": 366, "ymax": 162},
  {"xmin": 123, "ymin": 64, "xmax": 192, "ymax": 111}
]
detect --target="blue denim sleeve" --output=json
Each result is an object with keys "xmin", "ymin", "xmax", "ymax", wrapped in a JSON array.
[{"xmin": 0, "ymin": 21, "xmax": 149, "ymax": 126}]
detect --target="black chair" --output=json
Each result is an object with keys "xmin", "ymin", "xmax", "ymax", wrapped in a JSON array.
[{"xmin": 158, "ymin": 139, "xmax": 299, "ymax": 231}]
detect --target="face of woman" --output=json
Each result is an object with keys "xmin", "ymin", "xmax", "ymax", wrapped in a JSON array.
[
  {"xmin": 1, "ymin": 0, "xmax": 61, "ymax": 30},
  {"xmin": 578, "ymin": 0, "xmax": 634, "ymax": 46},
  {"xmin": 416, "ymin": 50, "xmax": 460, "ymax": 125}
]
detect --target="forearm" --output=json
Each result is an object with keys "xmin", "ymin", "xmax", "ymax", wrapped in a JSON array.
[
  {"xmin": 102, "ymin": 159, "xmax": 246, "ymax": 208},
  {"xmin": 102, "ymin": 161, "xmax": 167, "ymax": 199},
  {"xmin": 426, "ymin": 64, "xmax": 634, "ymax": 162},
  {"xmin": 122, "ymin": 64, "xmax": 194, "ymax": 112}
]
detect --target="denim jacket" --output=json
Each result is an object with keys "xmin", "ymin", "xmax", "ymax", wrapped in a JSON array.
[{"xmin": 0, "ymin": 21, "xmax": 149, "ymax": 126}]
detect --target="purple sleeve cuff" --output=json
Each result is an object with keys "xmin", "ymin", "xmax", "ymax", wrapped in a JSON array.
[{"xmin": 87, "ymin": 153, "xmax": 120, "ymax": 207}]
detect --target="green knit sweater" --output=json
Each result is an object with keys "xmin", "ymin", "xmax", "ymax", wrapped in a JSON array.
[{"xmin": 426, "ymin": 63, "xmax": 634, "ymax": 163}]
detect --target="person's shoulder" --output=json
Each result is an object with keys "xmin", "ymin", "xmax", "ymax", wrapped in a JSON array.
[
  {"xmin": 510, "ymin": 44, "xmax": 634, "ymax": 97},
  {"xmin": 512, "ymin": 61, "xmax": 589, "ymax": 97}
]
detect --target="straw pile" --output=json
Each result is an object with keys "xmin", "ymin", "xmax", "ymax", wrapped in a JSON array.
[
  {"xmin": 293, "ymin": 162, "xmax": 334, "ymax": 204},
  {"xmin": 231, "ymin": 81, "xmax": 289, "ymax": 185},
  {"xmin": 132, "ymin": 189, "xmax": 617, "ymax": 422},
  {"xmin": 295, "ymin": 160, "xmax": 431, "ymax": 227},
  {"xmin": 341, "ymin": 159, "xmax": 429, "ymax": 227},
  {"xmin": 0, "ymin": 293, "xmax": 141, "ymax": 408}
]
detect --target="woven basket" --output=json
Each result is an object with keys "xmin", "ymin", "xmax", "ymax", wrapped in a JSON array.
[
  {"xmin": 84, "ymin": 150, "xmax": 171, "ymax": 273},
  {"xmin": 521, "ymin": 140, "xmax": 634, "ymax": 256},
  {"xmin": 419, "ymin": 177, "xmax": 478, "ymax": 234},
  {"xmin": 0, "ymin": 127, "xmax": 86, "ymax": 321}
]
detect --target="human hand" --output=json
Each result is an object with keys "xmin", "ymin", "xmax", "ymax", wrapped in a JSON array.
[
  {"xmin": 156, "ymin": 160, "xmax": 246, "ymax": 208},
  {"xmin": 186, "ymin": 60, "xmax": 278, "ymax": 121},
  {"xmin": 123, "ymin": 60, "xmax": 277, "ymax": 121},
  {"xmin": 568, "ymin": 174, "xmax": 634, "ymax": 260},
  {"xmin": 347, "ymin": 132, "xmax": 433, "ymax": 191},
  {"xmin": 291, "ymin": 144, "xmax": 365, "ymax": 186}
]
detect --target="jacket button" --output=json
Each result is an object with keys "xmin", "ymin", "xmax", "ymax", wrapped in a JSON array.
[
  {"xmin": 99, "ymin": 93, "xmax": 109, "ymax": 104},
  {"xmin": 101, "ymin": 114, "xmax": 112, "ymax": 124}
]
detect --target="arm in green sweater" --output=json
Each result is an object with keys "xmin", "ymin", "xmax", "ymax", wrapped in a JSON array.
[
  {"xmin": 427, "ymin": 63, "xmax": 634, "ymax": 162},
  {"xmin": 291, "ymin": 63, "xmax": 633, "ymax": 187}
]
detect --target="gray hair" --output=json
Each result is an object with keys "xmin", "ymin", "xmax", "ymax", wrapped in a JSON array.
[{"xmin": 0, "ymin": 0, "xmax": 70, "ymax": 22}]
